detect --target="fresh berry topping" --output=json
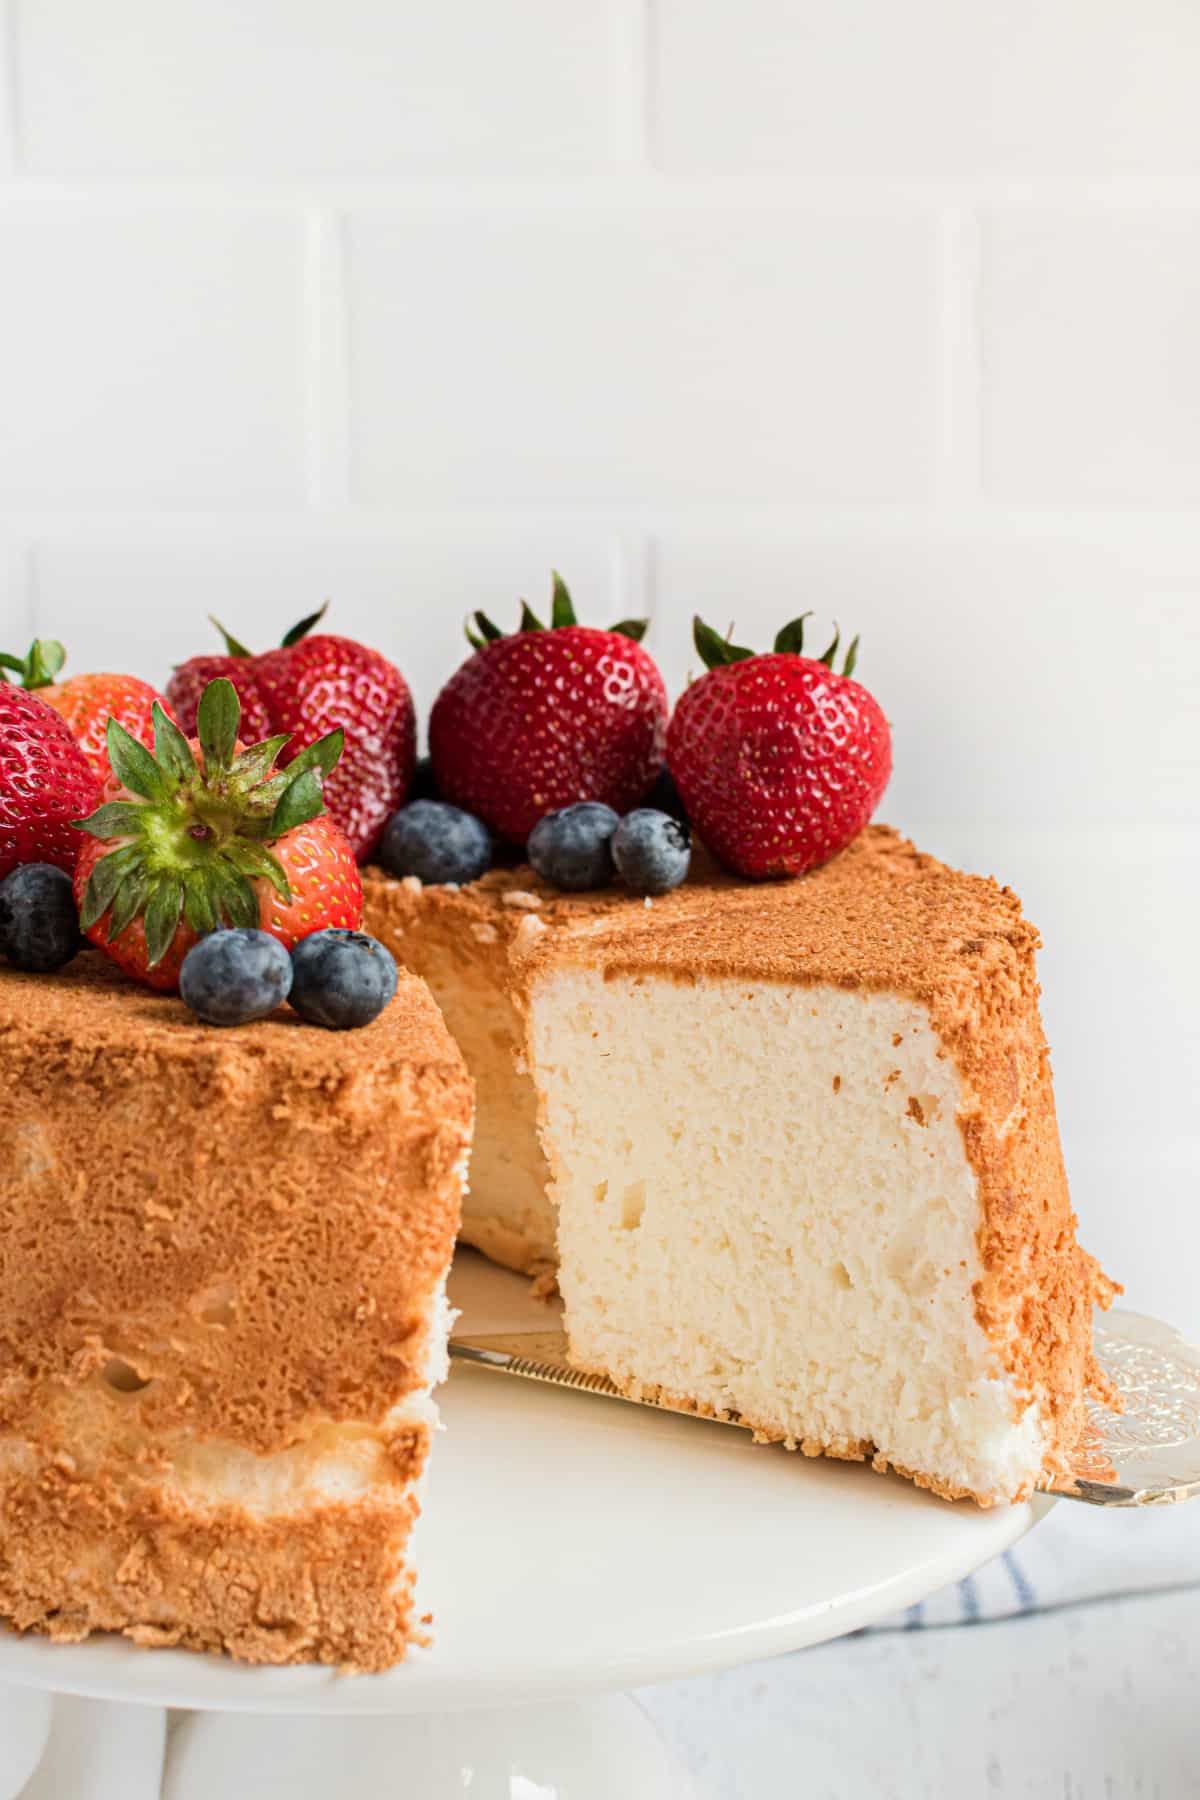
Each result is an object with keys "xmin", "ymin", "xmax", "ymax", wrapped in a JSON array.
[
  {"xmin": 428, "ymin": 573, "xmax": 668, "ymax": 844},
  {"xmin": 0, "ymin": 863, "xmax": 81, "ymax": 972},
  {"xmin": 0, "ymin": 685, "xmax": 99, "ymax": 881},
  {"xmin": 612, "ymin": 809, "xmax": 691, "ymax": 896},
  {"xmin": 667, "ymin": 616, "xmax": 891, "ymax": 880},
  {"xmin": 73, "ymin": 679, "xmax": 363, "ymax": 991},
  {"xmin": 380, "ymin": 800, "xmax": 492, "ymax": 886},
  {"xmin": 167, "ymin": 607, "xmax": 415, "ymax": 862},
  {"xmin": 179, "ymin": 928, "xmax": 293, "ymax": 1026},
  {"xmin": 527, "ymin": 801, "xmax": 619, "ymax": 892},
  {"xmin": 288, "ymin": 928, "xmax": 398, "ymax": 1030},
  {"xmin": 166, "ymin": 652, "xmax": 274, "ymax": 743},
  {"xmin": 641, "ymin": 765, "xmax": 689, "ymax": 826}
]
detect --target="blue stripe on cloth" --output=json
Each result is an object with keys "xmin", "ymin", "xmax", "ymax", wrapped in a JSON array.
[
  {"xmin": 903, "ymin": 1603, "xmax": 925, "ymax": 1630},
  {"xmin": 959, "ymin": 1574, "xmax": 980, "ymax": 1622},
  {"xmin": 1001, "ymin": 1549, "xmax": 1036, "ymax": 1613}
]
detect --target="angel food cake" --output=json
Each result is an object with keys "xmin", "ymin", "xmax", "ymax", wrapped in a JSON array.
[
  {"xmin": 364, "ymin": 828, "xmax": 1116, "ymax": 1505},
  {"xmin": 0, "ymin": 954, "xmax": 470, "ymax": 1669},
  {"xmin": 0, "ymin": 595, "xmax": 1119, "ymax": 1672}
]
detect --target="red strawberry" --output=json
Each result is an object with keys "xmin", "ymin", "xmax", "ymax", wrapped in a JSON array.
[
  {"xmin": 428, "ymin": 574, "xmax": 668, "ymax": 844},
  {"xmin": 165, "ymin": 653, "xmax": 273, "ymax": 744},
  {"xmin": 0, "ymin": 637, "xmax": 181, "ymax": 785},
  {"xmin": 667, "ymin": 616, "xmax": 891, "ymax": 880},
  {"xmin": 0, "ymin": 683, "xmax": 99, "ymax": 880},
  {"xmin": 166, "ymin": 607, "xmax": 415, "ymax": 862},
  {"xmin": 73, "ymin": 678, "xmax": 363, "ymax": 992}
]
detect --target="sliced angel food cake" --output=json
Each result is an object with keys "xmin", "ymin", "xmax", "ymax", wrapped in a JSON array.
[
  {"xmin": 367, "ymin": 826, "xmax": 1116, "ymax": 1505},
  {"xmin": 518, "ymin": 828, "xmax": 1117, "ymax": 1504},
  {"xmin": 0, "ymin": 953, "xmax": 471, "ymax": 1669}
]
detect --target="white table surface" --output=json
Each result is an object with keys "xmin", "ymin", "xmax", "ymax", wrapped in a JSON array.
[{"xmin": 641, "ymin": 1585, "xmax": 1200, "ymax": 1798}]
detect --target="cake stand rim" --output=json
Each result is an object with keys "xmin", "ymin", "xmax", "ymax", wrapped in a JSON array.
[{"xmin": 0, "ymin": 1497, "xmax": 1043, "ymax": 1715}]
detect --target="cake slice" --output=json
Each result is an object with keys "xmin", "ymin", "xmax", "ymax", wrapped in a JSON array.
[
  {"xmin": 366, "ymin": 827, "xmax": 1116, "ymax": 1505},
  {"xmin": 0, "ymin": 952, "xmax": 471, "ymax": 1669},
  {"xmin": 364, "ymin": 869, "xmax": 598, "ymax": 1276}
]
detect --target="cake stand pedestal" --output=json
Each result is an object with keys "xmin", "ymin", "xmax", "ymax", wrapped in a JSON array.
[{"xmin": 0, "ymin": 1256, "xmax": 1040, "ymax": 1799}]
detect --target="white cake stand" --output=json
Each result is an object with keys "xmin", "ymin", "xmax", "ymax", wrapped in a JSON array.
[{"xmin": 0, "ymin": 1254, "xmax": 1040, "ymax": 1799}]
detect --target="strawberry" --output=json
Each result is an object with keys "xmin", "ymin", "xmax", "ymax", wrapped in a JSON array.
[
  {"xmin": 166, "ymin": 606, "xmax": 415, "ymax": 862},
  {"xmin": 428, "ymin": 573, "xmax": 668, "ymax": 844},
  {"xmin": 73, "ymin": 678, "xmax": 363, "ymax": 992},
  {"xmin": 667, "ymin": 616, "xmax": 891, "ymax": 880},
  {"xmin": 0, "ymin": 637, "xmax": 179, "ymax": 783},
  {"xmin": 0, "ymin": 684, "xmax": 99, "ymax": 881}
]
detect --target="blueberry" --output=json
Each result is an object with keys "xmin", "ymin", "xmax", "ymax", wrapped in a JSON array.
[
  {"xmin": 0, "ymin": 863, "xmax": 81, "ymax": 973},
  {"xmin": 641, "ymin": 766, "xmax": 689, "ymax": 826},
  {"xmin": 527, "ymin": 802, "xmax": 619, "ymax": 892},
  {"xmin": 180, "ymin": 929, "xmax": 293, "ymax": 1026},
  {"xmin": 612, "ymin": 809, "xmax": 691, "ymax": 896},
  {"xmin": 380, "ymin": 800, "xmax": 492, "ymax": 886},
  {"xmin": 289, "ymin": 929, "xmax": 398, "ymax": 1030}
]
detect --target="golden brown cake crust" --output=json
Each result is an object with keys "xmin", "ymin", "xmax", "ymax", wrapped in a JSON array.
[
  {"xmin": 0, "ymin": 953, "xmax": 470, "ymax": 1454},
  {"xmin": 0, "ymin": 952, "xmax": 472, "ymax": 1666},
  {"xmin": 0, "ymin": 1456, "xmax": 425, "ymax": 1671}
]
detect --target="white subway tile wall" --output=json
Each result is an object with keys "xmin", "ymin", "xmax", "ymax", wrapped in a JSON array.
[
  {"xmin": 347, "ymin": 209, "xmax": 941, "ymax": 503},
  {"xmin": 1, "ymin": 2, "xmax": 1197, "ymax": 1322},
  {"xmin": 18, "ymin": 1, "xmax": 618, "ymax": 174}
]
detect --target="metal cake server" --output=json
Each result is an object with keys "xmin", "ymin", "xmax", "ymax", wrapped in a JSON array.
[{"xmin": 449, "ymin": 1308, "xmax": 1200, "ymax": 1508}]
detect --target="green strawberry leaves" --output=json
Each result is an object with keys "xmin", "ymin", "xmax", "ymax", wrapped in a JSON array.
[
  {"xmin": 696, "ymin": 614, "xmax": 864, "ymax": 677},
  {"xmin": 153, "ymin": 705, "xmax": 198, "ymax": 783},
  {"xmin": 197, "ymin": 677, "xmax": 240, "ymax": 772},
  {"xmin": 0, "ymin": 638, "xmax": 67, "ymax": 690},
  {"xmin": 105, "ymin": 718, "xmax": 171, "ymax": 803},
  {"xmin": 462, "ymin": 574, "xmax": 650, "ymax": 650},
  {"xmin": 772, "ymin": 614, "xmax": 812, "ymax": 656},
  {"xmin": 73, "ymin": 675, "xmax": 347, "ymax": 969},
  {"xmin": 550, "ymin": 571, "xmax": 576, "ymax": 629},
  {"xmin": 268, "ymin": 768, "xmax": 326, "ymax": 837},
  {"xmin": 280, "ymin": 600, "xmax": 329, "ymax": 648},
  {"xmin": 693, "ymin": 617, "xmax": 755, "ymax": 669},
  {"xmin": 210, "ymin": 599, "xmax": 329, "ymax": 659},
  {"xmin": 286, "ymin": 728, "xmax": 344, "ymax": 781}
]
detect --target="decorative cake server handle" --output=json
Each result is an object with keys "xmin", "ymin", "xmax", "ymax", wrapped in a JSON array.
[{"xmin": 449, "ymin": 1308, "xmax": 1200, "ymax": 1508}]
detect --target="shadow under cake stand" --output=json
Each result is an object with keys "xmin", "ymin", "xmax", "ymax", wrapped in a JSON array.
[{"xmin": 0, "ymin": 1252, "xmax": 1043, "ymax": 1800}]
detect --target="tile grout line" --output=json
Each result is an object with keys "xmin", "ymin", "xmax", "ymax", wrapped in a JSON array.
[
  {"xmin": 303, "ymin": 209, "xmax": 352, "ymax": 510},
  {"xmin": 1, "ymin": 0, "xmax": 21, "ymax": 175},
  {"xmin": 609, "ymin": 0, "xmax": 655, "ymax": 170},
  {"xmin": 21, "ymin": 541, "xmax": 39, "ymax": 640},
  {"xmin": 933, "ymin": 207, "xmax": 985, "ymax": 512}
]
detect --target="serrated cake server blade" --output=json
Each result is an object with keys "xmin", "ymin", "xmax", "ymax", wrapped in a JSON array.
[{"xmin": 449, "ymin": 1308, "xmax": 1200, "ymax": 1508}]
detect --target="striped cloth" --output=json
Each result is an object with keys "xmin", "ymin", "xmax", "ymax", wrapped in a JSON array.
[{"xmin": 872, "ymin": 1496, "xmax": 1200, "ymax": 1632}]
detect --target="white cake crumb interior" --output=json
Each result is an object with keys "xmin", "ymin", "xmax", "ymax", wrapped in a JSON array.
[{"xmin": 529, "ymin": 969, "xmax": 1046, "ymax": 1503}]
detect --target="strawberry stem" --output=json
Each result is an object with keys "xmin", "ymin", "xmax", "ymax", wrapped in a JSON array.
[{"xmin": 74, "ymin": 677, "xmax": 344, "ymax": 969}]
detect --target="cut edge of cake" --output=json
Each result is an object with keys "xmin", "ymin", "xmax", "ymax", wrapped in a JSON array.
[{"xmin": 508, "ymin": 827, "xmax": 1119, "ymax": 1506}]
